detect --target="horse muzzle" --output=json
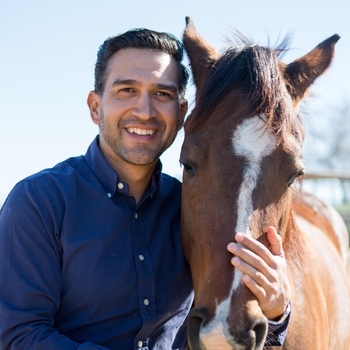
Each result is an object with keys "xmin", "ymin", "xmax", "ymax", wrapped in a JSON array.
[{"xmin": 187, "ymin": 307, "xmax": 268, "ymax": 350}]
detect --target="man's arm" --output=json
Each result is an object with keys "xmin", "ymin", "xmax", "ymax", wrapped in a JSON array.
[
  {"xmin": 0, "ymin": 181, "xmax": 107, "ymax": 349},
  {"xmin": 265, "ymin": 301, "xmax": 291, "ymax": 346}
]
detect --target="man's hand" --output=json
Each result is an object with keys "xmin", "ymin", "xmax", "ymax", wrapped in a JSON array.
[{"xmin": 227, "ymin": 226, "xmax": 291, "ymax": 320}]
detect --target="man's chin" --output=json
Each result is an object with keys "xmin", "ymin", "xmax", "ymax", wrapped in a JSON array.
[{"xmin": 121, "ymin": 153, "xmax": 160, "ymax": 166}]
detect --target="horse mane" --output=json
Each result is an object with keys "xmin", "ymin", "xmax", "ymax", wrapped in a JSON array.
[{"xmin": 185, "ymin": 32, "xmax": 305, "ymax": 145}]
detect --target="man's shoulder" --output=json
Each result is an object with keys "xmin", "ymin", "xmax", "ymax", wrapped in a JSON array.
[
  {"xmin": 9, "ymin": 155, "xmax": 87, "ymax": 196},
  {"xmin": 158, "ymin": 172, "xmax": 182, "ymax": 198},
  {"xmin": 160, "ymin": 172, "xmax": 182, "ymax": 187},
  {"xmin": 25, "ymin": 155, "xmax": 86, "ymax": 182},
  {"xmin": 1, "ymin": 155, "xmax": 90, "ymax": 211}
]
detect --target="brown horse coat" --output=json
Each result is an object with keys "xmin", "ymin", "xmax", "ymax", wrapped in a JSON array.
[{"xmin": 181, "ymin": 17, "xmax": 350, "ymax": 350}]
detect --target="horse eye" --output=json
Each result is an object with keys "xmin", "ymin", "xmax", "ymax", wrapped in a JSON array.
[
  {"xmin": 182, "ymin": 163, "xmax": 195, "ymax": 176},
  {"xmin": 287, "ymin": 169, "xmax": 305, "ymax": 188}
]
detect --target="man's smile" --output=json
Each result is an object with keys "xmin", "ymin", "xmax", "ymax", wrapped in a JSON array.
[{"xmin": 126, "ymin": 127, "xmax": 157, "ymax": 136}]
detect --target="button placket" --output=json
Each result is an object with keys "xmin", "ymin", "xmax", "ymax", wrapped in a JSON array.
[{"xmin": 132, "ymin": 207, "xmax": 156, "ymax": 324}]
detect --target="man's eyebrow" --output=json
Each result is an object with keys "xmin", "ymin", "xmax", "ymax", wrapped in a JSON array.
[
  {"xmin": 111, "ymin": 79, "xmax": 138, "ymax": 87},
  {"xmin": 111, "ymin": 79, "xmax": 178, "ymax": 93},
  {"xmin": 154, "ymin": 83, "xmax": 178, "ymax": 94}
]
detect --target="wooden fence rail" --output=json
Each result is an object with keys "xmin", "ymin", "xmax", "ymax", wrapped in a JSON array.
[
  {"xmin": 305, "ymin": 171, "xmax": 350, "ymax": 180},
  {"xmin": 304, "ymin": 171, "xmax": 350, "ymax": 231}
]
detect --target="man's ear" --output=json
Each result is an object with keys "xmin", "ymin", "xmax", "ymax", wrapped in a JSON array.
[
  {"xmin": 87, "ymin": 91, "xmax": 101, "ymax": 125},
  {"xmin": 178, "ymin": 99, "xmax": 188, "ymax": 130}
]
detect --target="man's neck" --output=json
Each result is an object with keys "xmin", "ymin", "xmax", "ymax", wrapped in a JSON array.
[
  {"xmin": 116, "ymin": 161, "xmax": 157, "ymax": 205},
  {"xmin": 99, "ymin": 146, "xmax": 157, "ymax": 205}
]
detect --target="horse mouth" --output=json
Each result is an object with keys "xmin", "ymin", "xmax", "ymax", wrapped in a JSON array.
[{"xmin": 187, "ymin": 307, "xmax": 267, "ymax": 350}]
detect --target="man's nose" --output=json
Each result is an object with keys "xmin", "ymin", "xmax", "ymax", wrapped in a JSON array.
[{"xmin": 133, "ymin": 92, "xmax": 156, "ymax": 120}]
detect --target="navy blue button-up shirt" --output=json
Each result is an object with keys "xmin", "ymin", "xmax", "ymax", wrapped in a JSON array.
[
  {"xmin": 0, "ymin": 136, "xmax": 194, "ymax": 349},
  {"xmin": 0, "ymin": 136, "xmax": 289, "ymax": 349}
]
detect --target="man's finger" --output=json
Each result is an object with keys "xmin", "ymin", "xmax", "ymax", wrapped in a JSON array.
[{"xmin": 267, "ymin": 226, "xmax": 284, "ymax": 257}]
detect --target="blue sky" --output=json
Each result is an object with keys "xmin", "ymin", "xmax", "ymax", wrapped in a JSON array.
[{"xmin": 1, "ymin": 0, "xmax": 349, "ymax": 202}]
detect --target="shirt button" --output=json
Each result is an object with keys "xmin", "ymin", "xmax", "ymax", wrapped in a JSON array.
[
  {"xmin": 117, "ymin": 182, "xmax": 124, "ymax": 190},
  {"xmin": 144, "ymin": 299, "xmax": 149, "ymax": 306},
  {"xmin": 107, "ymin": 193, "xmax": 112, "ymax": 198},
  {"xmin": 134, "ymin": 213, "xmax": 138, "ymax": 219},
  {"xmin": 138, "ymin": 340, "xmax": 143, "ymax": 347},
  {"xmin": 139, "ymin": 254, "xmax": 144, "ymax": 261}
]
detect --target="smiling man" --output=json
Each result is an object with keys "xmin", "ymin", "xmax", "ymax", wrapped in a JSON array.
[
  {"xmin": 0, "ymin": 28, "xmax": 291, "ymax": 349},
  {"xmin": 87, "ymin": 47, "xmax": 187, "ymax": 204}
]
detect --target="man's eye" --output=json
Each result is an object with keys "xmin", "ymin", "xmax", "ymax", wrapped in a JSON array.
[
  {"xmin": 120, "ymin": 88, "xmax": 134, "ymax": 93},
  {"xmin": 115, "ymin": 88, "xmax": 136, "ymax": 97},
  {"xmin": 155, "ymin": 91, "xmax": 173, "ymax": 98}
]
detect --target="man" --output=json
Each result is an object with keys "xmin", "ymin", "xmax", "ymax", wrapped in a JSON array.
[{"xmin": 0, "ymin": 28, "xmax": 290, "ymax": 349}]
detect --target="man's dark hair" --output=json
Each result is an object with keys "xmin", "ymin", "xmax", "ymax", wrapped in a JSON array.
[{"xmin": 94, "ymin": 28, "xmax": 189, "ymax": 97}]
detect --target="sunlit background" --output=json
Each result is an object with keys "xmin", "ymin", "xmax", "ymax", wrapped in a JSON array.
[{"xmin": 1, "ymin": 0, "xmax": 349, "ymax": 208}]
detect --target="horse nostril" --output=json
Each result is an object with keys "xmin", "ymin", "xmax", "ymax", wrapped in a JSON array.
[
  {"xmin": 252, "ymin": 318, "xmax": 268, "ymax": 348},
  {"xmin": 187, "ymin": 308, "xmax": 209, "ymax": 350},
  {"xmin": 232, "ymin": 317, "xmax": 268, "ymax": 349}
]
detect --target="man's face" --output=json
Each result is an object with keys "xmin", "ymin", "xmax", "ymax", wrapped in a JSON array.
[{"xmin": 88, "ymin": 48, "xmax": 187, "ymax": 167}]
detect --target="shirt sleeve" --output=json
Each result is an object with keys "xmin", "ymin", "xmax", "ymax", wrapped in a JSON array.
[
  {"xmin": 0, "ymin": 180, "xmax": 107, "ymax": 349},
  {"xmin": 264, "ymin": 302, "xmax": 291, "ymax": 347}
]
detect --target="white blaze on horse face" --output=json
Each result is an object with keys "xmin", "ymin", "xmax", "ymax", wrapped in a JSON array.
[
  {"xmin": 232, "ymin": 115, "xmax": 276, "ymax": 234},
  {"xmin": 231, "ymin": 115, "xmax": 276, "ymax": 289},
  {"xmin": 199, "ymin": 115, "xmax": 276, "ymax": 350}
]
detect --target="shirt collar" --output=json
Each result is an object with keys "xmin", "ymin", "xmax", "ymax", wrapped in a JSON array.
[{"xmin": 84, "ymin": 135, "xmax": 163, "ymax": 198}]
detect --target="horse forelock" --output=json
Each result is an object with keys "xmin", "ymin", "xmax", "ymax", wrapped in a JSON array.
[{"xmin": 184, "ymin": 35, "xmax": 304, "ymax": 147}]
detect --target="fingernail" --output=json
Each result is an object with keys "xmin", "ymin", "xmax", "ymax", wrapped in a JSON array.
[
  {"xmin": 228, "ymin": 242, "xmax": 237, "ymax": 251},
  {"xmin": 231, "ymin": 257, "xmax": 240, "ymax": 266},
  {"xmin": 235, "ymin": 232, "xmax": 244, "ymax": 242},
  {"xmin": 242, "ymin": 274, "xmax": 250, "ymax": 283}
]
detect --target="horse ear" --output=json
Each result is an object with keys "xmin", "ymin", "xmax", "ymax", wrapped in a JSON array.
[
  {"xmin": 183, "ymin": 17, "xmax": 219, "ymax": 89},
  {"xmin": 283, "ymin": 34, "xmax": 340, "ymax": 105}
]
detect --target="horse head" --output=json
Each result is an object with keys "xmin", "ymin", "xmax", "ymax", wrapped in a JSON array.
[{"xmin": 181, "ymin": 17, "xmax": 339, "ymax": 350}]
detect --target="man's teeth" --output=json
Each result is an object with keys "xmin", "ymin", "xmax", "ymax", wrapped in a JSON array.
[{"xmin": 127, "ymin": 128, "xmax": 156, "ymax": 135}]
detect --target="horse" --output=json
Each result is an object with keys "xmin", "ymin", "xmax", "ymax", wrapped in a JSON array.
[{"xmin": 180, "ymin": 17, "xmax": 350, "ymax": 350}]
